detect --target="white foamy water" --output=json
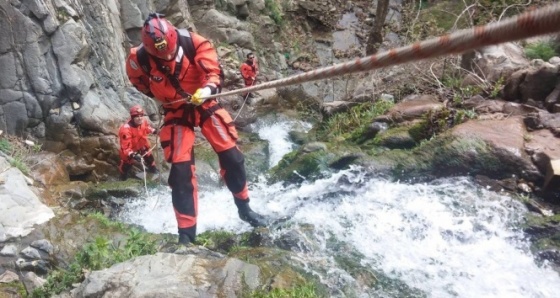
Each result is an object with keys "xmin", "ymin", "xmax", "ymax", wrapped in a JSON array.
[
  {"xmin": 251, "ymin": 115, "xmax": 312, "ymax": 168},
  {"xmin": 117, "ymin": 119, "xmax": 560, "ymax": 297}
]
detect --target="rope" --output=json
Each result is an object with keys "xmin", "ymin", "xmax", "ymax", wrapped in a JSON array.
[
  {"xmin": 233, "ymin": 79, "xmax": 257, "ymax": 121},
  {"xmin": 139, "ymin": 143, "xmax": 158, "ymax": 195},
  {"xmin": 198, "ymin": 3, "xmax": 560, "ymax": 100}
]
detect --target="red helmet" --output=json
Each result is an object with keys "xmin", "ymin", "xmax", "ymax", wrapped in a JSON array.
[
  {"xmin": 129, "ymin": 105, "xmax": 145, "ymax": 117},
  {"xmin": 141, "ymin": 13, "xmax": 178, "ymax": 61}
]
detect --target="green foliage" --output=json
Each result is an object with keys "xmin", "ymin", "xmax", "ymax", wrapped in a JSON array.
[
  {"xmin": 88, "ymin": 212, "xmax": 126, "ymax": 229},
  {"xmin": 265, "ymin": 0, "xmax": 283, "ymax": 25},
  {"xmin": 489, "ymin": 76, "xmax": 505, "ymax": 98},
  {"xmin": 525, "ymin": 41, "xmax": 557, "ymax": 61},
  {"xmin": 408, "ymin": 108, "xmax": 475, "ymax": 142},
  {"xmin": 251, "ymin": 283, "xmax": 319, "ymax": 298},
  {"xmin": 32, "ymin": 225, "xmax": 157, "ymax": 298},
  {"xmin": 0, "ymin": 135, "xmax": 42, "ymax": 174},
  {"xmin": 442, "ymin": 74, "xmax": 482, "ymax": 106},
  {"xmin": 0, "ymin": 138, "xmax": 11, "ymax": 153},
  {"xmin": 317, "ymin": 99, "xmax": 394, "ymax": 143}
]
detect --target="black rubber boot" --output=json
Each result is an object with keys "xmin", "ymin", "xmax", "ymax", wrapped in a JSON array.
[
  {"xmin": 235, "ymin": 198, "xmax": 267, "ymax": 227},
  {"xmin": 178, "ymin": 226, "xmax": 196, "ymax": 245},
  {"xmin": 178, "ymin": 233, "xmax": 192, "ymax": 245}
]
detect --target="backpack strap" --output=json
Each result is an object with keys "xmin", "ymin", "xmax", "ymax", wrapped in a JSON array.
[
  {"xmin": 137, "ymin": 46, "xmax": 151, "ymax": 74},
  {"xmin": 177, "ymin": 29, "xmax": 196, "ymax": 66}
]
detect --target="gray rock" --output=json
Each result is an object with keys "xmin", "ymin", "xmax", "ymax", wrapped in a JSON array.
[
  {"xmin": 0, "ymin": 270, "xmax": 19, "ymax": 283},
  {"xmin": 21, "ymin": 247, "xmax": 42, "ymax": 260},
  {"xmin": 0, "ymin": 53, "xmax": 18, "ymax": 89},
  {"xmin": 0, "ymin": 244, "xmax": 18, "ymax": 256},
  {"xmin": 31, "ymin": 239, "xmax": 54, "ymax": 255},
  {"xmin": 0, "ymin": 156, "xmax": 54, "ymax": 241},
  {"xmin": 72, "ymin": 253, "xmax": 260, "ymax": 297},
  {"xmin": 4, "ymin": 101, "xmax": 28, "ymax": 136}
]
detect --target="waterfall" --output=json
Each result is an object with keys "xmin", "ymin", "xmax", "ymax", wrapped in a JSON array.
[{"xmin": 117, "ymin": 117, "xmax": 560, "ymax": 297}]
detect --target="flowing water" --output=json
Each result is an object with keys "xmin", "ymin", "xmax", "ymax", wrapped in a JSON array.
[{"xmin": 118, "ymin": 118, "xmax": 560, "ymax": 297}]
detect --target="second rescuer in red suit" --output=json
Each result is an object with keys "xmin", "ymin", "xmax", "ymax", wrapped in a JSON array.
[
  {"xmin": 125, "ymin": 13, "xmax": 266, "ymax": 245},
  {"xmin": 118, "ymin": 105, "xmax": 159, "ymax": 180},
  {"xmin": 240, "ymin": 52, "xmax": 258, "ymax": 97}
]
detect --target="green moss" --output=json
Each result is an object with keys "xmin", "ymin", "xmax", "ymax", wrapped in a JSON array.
[
  {"xmin": 84, "ymin": 179, "xmax": 145, "ymax": 200},
  {"xmin": 250, "ymin": 283, "xmax": 321, "ymax": 298},
  {"xmin": 196, "ymin": 229, "xmax": 237, "ymax": 253},
  {"xmin": 268, "ymin": 150, "xmax": 330, "ymax": 184},
  {"xmin": 317, "ymin": 100, "xmax": 394, "ymax": 144}
]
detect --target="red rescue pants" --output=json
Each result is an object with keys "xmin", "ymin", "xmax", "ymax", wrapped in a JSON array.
[{"xmin": 159, "ymin": 100, "xmax": 249, "ymax": 241}]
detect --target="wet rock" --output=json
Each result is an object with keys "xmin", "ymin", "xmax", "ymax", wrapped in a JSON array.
[
  {"xmin": 329, "ymin": 153, "xmax": 364, "ymax": 170},
  {"xmin": 288, "ymin": 130, "xmax": 309, "ymax": 145},
  {"xmin": 474, "ymin": 175, "xmax": 516, "ymax": 192},
  {"xmin": 536, "ymin": 249, "xmax": 560, "ymax": 266},
  {"xmin": 273, "ymin": 230, "xmax": 312, "ymax": 253},
  {"xmin": 366, "ymin": 122, "xmax": 389, "ymax": 139}
]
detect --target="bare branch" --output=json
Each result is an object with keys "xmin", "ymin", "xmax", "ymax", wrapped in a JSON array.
[
  {"xmin": 453, "ymin": 4, "xmax": 478, "ymax": 31},
  {"xmin": 499, "ymin": 0, "xmax": 532, "ymax": 21}
]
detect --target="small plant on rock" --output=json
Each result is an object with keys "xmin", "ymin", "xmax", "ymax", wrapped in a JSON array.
[{"xmin": 525, "ymin": 41, "xmax": 557, "ymax": 61}]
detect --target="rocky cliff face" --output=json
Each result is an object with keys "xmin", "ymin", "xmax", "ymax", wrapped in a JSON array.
[{"xmin": 1, "ymin": 0, "xmax": 272, "ymax": 181}]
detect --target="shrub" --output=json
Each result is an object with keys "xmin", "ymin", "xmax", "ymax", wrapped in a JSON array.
[
  {"xmin": 525, "ymin": 41, "xmax": 557, "ymax": 61},
  {"xmin": 265, "ymin": 0, "xmax": 283, "ymax": 25}
]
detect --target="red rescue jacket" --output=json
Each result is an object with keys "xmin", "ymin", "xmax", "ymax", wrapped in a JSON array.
[
  {"xmin": 126, "ymin": 31, "xmax": 221, "ymax": 111},
  {"xmin": 240, "ymin": 59, "xmax": 258, "ymax": 81},
  {"xmin": 118, "ymin": 118, "xmax": 155, "ymax": 159}
]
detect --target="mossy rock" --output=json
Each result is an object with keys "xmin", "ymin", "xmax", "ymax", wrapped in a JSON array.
[
  {"xmin": 230, "ymin": 247, "xmax": 326, "ymax": 295},
  {"xmin": 84, "ymin": 180, "xmax": 145, "ymax": 200},
  {"xmin": 268, "ymin": 149, "xmax": 331, "ymax": 184},
  {"xmin": 374, "ymin": 125, "xmax": 417, "ymax": 149}
]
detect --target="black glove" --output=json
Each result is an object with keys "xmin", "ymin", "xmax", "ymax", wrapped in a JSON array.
[{"xmin": 131, "ymin": 153, "xmax": 142, "ymax": 162}]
